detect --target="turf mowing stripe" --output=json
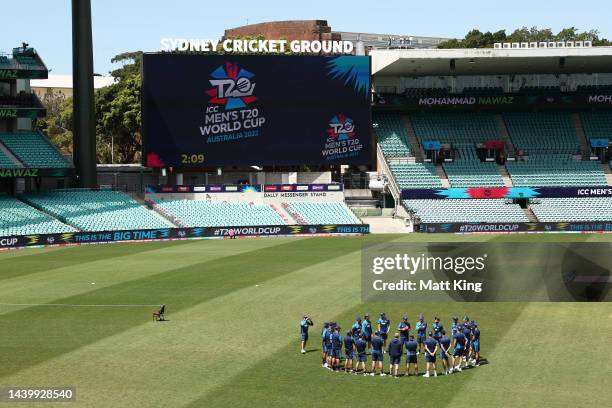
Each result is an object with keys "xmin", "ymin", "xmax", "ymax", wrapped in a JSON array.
[
  {"xmin": 0, "ymin": 239, "xmax": 192, "ymax": 282},
  {"xmin": 0, "ymin": 238, "xmax": 286, "ymax": 315},
  {"xmin": 0, "ymin": 303, "xmax": 161, "ymax": 307},
  {"xmin": 0, "ymin": 235, "xmax": 397, "ymax": 379},
  {"xmin": 0, "ymin": 249, "xmax": 371, "ymax": 408}
]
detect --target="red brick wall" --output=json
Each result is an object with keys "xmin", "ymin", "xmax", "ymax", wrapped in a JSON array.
[{"xmin": 224, "ymin": 20, "xmax": 336, "ymax": 42}]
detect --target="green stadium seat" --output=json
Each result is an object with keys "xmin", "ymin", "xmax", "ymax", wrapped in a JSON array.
[
  {"xmin": 389, "ymin": 163, "xmax": 443, "ymax": 189},
  {"xmin": 504, "ymin": 112, "xmax": 578, "ymax": 154},
  {"xmin": 284, "ymin": 202, "xmax": 361, "ymax": 225},
  {"xmin": 403, "ymin": 199, "xmax": 528, "ymax": 223},
  {"xmin": 23, "ymin": 190, "xmax": 169, "ymax": 231},
  {"xmin": 0, "ymin": 194, "xmax": 75, "ymax": 237},
  {"xmin": 530, "ymin": 198, "xmax": 612, "ymax": 222},
  {"xmin": 373, "ymin": 112, "xmax": 411, "ymax": 158},
  {"xmin": 506, "ymin": 154, "xmax": 606, "ymax": 186},
  {"xmin": 152, "ymin": 199, "xmax": 287, "ymax": 227},
  {"xmin": 0, "ymin": 132, "xmax": 72, "ymax": 168}
]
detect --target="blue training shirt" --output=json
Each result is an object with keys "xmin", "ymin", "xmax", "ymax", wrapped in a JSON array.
[
  {"xmin": 416, "ymin": 319, "xmax": 427, "ymax": 333},
  {"xmin": 331, "ymin": 332, "xmax": 343, "ymax": 350},
  {"xmin": 355, "ymin": 338, "xmax": 367, "ymax": 354},
  {"xmin": 405, "ymin": 340, "xmax": 418, "ymax": 356},
  {"xmin": 300, "ymin": 319, "xmax": 311, "ymax": 334},
  {"xmin": 344, "ymin": 336, "xmax": 355, "ymax": 351},
  {"xmin": 371, "ymin": 335, "xmax": 383, "ymax": 352},
  {"xmin": 362, "ymin": 320, "xmax": 372, "ymax": 336},
  {"xmin": 377, "ymin": 318, "xmax": 390, "ymax": 333}
]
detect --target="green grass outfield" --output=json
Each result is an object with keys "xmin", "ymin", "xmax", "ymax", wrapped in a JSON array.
[{"xmin": 0, "ymin": 234, "xmax": 611, "ymax": 408}]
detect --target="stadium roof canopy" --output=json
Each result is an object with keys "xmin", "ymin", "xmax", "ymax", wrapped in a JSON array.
[{"xmin": 371, "ymin": 47, "xmax": 612, "ymax": 76}]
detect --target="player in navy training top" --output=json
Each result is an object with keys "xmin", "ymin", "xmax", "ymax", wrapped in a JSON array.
[
  {"xmin": 398, "ymin": 316, "xmax": 411, "ymax": 343},
  {"xmin": 377, "ymin": 312, "xmax": 391, "ymax": 349},
  {"xmin": 432, "ymin": 316, "xmax": 443, "ymax": 342},
  {"xmin": 355, "ymin": 335, "xmax": 368, "ymax": 374},
  {"xmin": 404, "ymin": 335, "xmax": 419, "ymax": 376},
  {"xmin": 330, "ymin": 327, "xmax": 343, "ymax": 371},
  {"xmin": 452, "ymin": 325, "xmax": 467, "ymax": 372},
  {"xmin": 343, "ymin": 330, "xmax": 355, "ymax": 372},
  {"xmin": 362, "ymin": 313, "xmax": 373, "ymax": 348},
  {"xmin": 321, "ymin": 322, "xmax": 330, "ymax": 366},
  {"xmin": 423, "ymin": 332, "xmax": 439, "ymax": 378},
  {"xmin": 387, "ymin": 333, "xmax": 404, "ymax": 377},
  {"xmin": 370, "ymin": 331, "xmax": 385, "ymax": 375},
  {"xmin": 300, "ymin": 315, "xmax": 313, "ymax": 354},
  {"xmin": 415, "ymin": 314, "xmax": 427, "ymax": 353},
  {"xmin": 471, "ymin": 323, "xmax": 481, "ymax": 366},
  {"xmin": 439, "ymin": 330, "xmax": 452, "ymax": 375}
]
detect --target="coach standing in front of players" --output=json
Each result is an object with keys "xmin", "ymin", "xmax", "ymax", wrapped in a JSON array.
[
  {"xmin": 416, "ymin": 314, "xmax": 427, "ymax": 354},
  {"xmin": 362, "ymin": 313, "xmax": 373, "ymax": 349},
  {"xmin": 300, "ymin": 315, "xmax": 313, "ymax": 354},
  {"xmin": 377, "ymin": 312, "xmax": 391, "ymax": 349},
  {"xmin": 432, "ymin": 316, "xmax": 444, "ymax": 343}
]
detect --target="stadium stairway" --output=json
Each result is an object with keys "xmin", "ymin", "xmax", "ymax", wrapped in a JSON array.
[
  {"xmin": 269, "ymin": 203, "xmax": 295, "ymax": 225},
  {"xmin": 498, "ymin": 164, "xmax": 514, "ymax": 187},
  {"xmin": 602, "ymin": 164, "xmax": 612, "ymax": 186},
  {"xmin": 130, "ymin": 194, "xmax": 178, "ymax": 228},
  {"xmin": 0, "ymin": 142, "xmax": 24, "ymax": 168},
  {"xmin": 435, "ymin": 165, "xmax": 451, "ymax": 188},
  {"xmin": 402, "ymin": 115, "xmax": 424, "ymax": 161},
  {"xmin": 522, "ymin": 206, "xmax": 539, "ymax": 222},
  {"xmin": 496, "ymin": 114, "xmax": 516, "ymax": 157},
  {"xmin": 573, "ymin": 113, "xmax": 591, "ymax": 158}
]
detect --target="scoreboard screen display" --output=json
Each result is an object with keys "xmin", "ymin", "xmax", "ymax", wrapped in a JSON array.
[{"xmin": 141, "ymin": 54, "xmax": 371, "ymax": 167}]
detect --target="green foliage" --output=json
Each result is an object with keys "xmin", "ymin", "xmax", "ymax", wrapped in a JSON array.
[
  {"xmin": 438, "ymin": 26, "xmax": 611, "ymax": 48},
  {"xmin": 95, "ymin": 51, "xmax": 143, "ymax": 164},
  {"xmin": 34, "ymin": 90, "xmax": 73, "ymax": 154}
]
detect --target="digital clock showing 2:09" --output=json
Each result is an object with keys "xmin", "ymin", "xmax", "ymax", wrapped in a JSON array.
[{"xmin": 180, "ymin": 153, "xmax": 205, "ymax": 165}]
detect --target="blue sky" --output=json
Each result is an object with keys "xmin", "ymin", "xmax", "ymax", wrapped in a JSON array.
[{"xmin": 3, "ymin": 0, "xmax": 611, "ymax": 75}]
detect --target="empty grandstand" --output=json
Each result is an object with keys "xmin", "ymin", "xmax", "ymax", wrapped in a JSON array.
[
  {"xmin": 22, "ymin": 190, "xmax": 169, "ymax": 231},
  {"xmin": 283, "ymin": 202, "xmax": 361, "ymax": 225},
  {"xmin": 530, "ymin": 197, "xmax": 612, "ymax": 222},
  {"xmin": 389, "ymin": 163, "xmax": 442, "ymax": 189},
  {"xmin": 151, "ymin": 199, "xmax": 286, "ymax": 227},
  {"xmin": 403, "ymin": 199, "xmax": 529, "ymax": 223},
  {"xmin": 0, "ymin": 194, "xmax": 75, "ymax": 236},
  {"xmin": 504, "ymin": 112, "xmax": 579, "ymax": 154},
  {"xmin": 373, "ymin": 112, "xmax": 411, "ymax": 158},
  {"xmin": 0, "ymin": 132, "xmax": 71, "ymax": 168},
  {"xmin": 506, "ymin": 155, "xmax": 606, "ymax": 186}
]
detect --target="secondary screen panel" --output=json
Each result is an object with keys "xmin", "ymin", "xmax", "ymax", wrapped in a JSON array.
[{"xmin": 142, "ymin": 54, "xmax": 371, "ymax": 167}]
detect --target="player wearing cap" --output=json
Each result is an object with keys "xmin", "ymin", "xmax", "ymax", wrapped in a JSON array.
[
  {"xmin": 398, "ymin": 315, "xmax": 411, "ymax": 344},
  {"xmin": 343, "ymin": 330, "xmax": 355, "ymax": 373},
  {"xmin": 452, "ymin": 325, "xmax": 467, "ymax": 372},
  {"xmin": 330, "ymin": 327, "xmax": 343, "ymax": 371},
  {"xmin": 377, "ymin": 312, "xmax": 391, "ymax": 349},
  {"xmin": 355, "ymin": 334, "xmax": 368, "ymax": 374},
  {"xmin": 405, "ymin": 335, "xmax": 419, "ymax": 376},
  {"xmin": 439, "ymin": 330, "xmax": 452, "ymax": 375},
  {"xmin": 370, "ymin": 331, "xmax": 385, "ymax": 376},
  {"xmin": 300, "ymin": 315, "xmax": 313, "ymax": 354},
  {"xmin": 432, "ymin": 317, "xmax": 444, "ymax": 343},
  {"xmin": 362, "ymin": 313, "xmax": 373, "ymax": 348},
  {"xmin": 471, "ymin": 322, "xmax": 481, "ymax": 366},
  {"xmin": 321, "ymin": 322, "xmax": 330, "ymax": 366},
  {"xmin": 351, "ymin": 316, "xmax": 362, "ymax": 340},
  {"xmin": 387, "ymin": 333, "xmax": 404, "ymax": 377},
  {"xmin": 415, "ymin": 314, "xmax": 427, "ymax": 354},
  {"xmin": 423, "ymin": 331, "xmax": 438, "ymax": 378}
]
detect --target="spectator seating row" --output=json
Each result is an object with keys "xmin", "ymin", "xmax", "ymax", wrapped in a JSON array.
[
  {"xmin": 403, "ymin": 199, "xmax": 529, "ymax": 223},
  {"xmin": 0, "ymin": 132, "xmax": 72, "ymax": 168},
  {"xmin": 530, "ymin": 197, "xmax": 612, "ymax": 222},
  {"xmin": 0, "ymin": 194, "xmax": 75, "ymax": 236},
  {"xmin": 506, "ymin": 154, "xmax": 606, "ymax": 186},
  {"xmin": 373, "ymin": 112, "xmax": 411, "ymax": 157},
  {"xmin": 504, "ymin": 112, "xmax": 578, "ymax": 154},
  {"xmin": 284, "ymin": 202, "xmax": 361, "ymax": 225},
  {"xmin": 389, "ymin": 163, "xmax": 443, "ymax": 189}
]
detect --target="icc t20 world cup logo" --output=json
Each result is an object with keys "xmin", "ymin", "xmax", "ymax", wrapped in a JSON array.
[
  {"xmin": 327, "ymin": 114, "xmax": 355, "ymax": 140},
  {"xmin": 206, "ymin": 62, "xmax": 257, "ymax": 110}
]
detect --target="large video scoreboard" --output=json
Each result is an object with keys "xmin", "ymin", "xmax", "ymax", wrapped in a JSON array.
[{"xmin": 141, "ymin": 54, "xmax": 371, "ymax": 167}]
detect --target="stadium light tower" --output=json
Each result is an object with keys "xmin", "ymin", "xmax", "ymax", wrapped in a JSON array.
[{"xmin": 72, "ymin": 0, "xmax": 97, "ymax": 188}]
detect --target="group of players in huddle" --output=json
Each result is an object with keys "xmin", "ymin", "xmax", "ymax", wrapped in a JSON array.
[{"xmin": 299, "ymin": 312, "xmax": 481, "ymax": 378}]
